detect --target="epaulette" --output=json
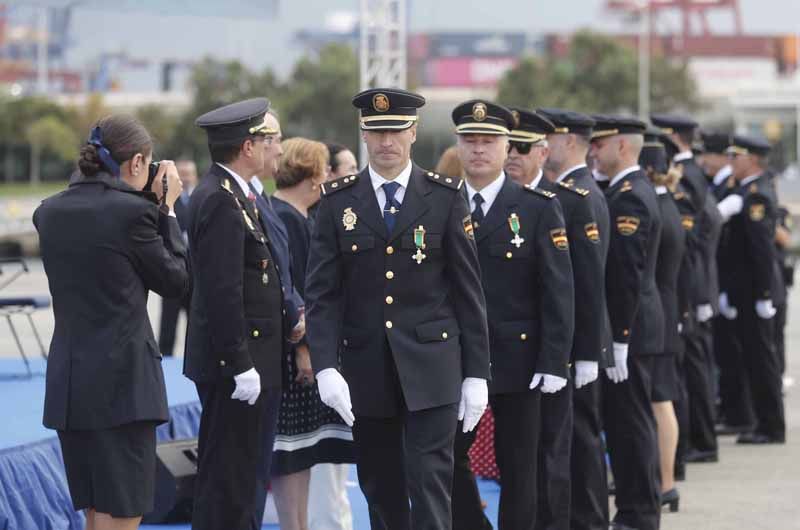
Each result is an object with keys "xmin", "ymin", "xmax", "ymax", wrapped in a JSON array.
[
  {"xmin": 525, "ymin": 186, "xmax": 556, "ymax": 199},
  {"xmin": 425, "ymin": 170, "xmax": 463, "ymax": 190},
  {"xmin": 321, "ymin": 174, "xmax": 359, "ymax": 196},
  {"xmin": 557, "ymin": 181, "xmax": 589, "ymax": 196}
]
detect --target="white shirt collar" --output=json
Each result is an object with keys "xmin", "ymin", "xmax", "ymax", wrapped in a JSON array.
[
  {"xmin": 250, "ymin": 175, "xmax": 265, "ymax": 195},
  {"xmin": 740, "ymin": 173, "xmax": 761, "ymax": 187},
  {"xmin": 713, "ymin": 164, "xmax": 732, "ymax": 186},
  {"xmin": 217, "ymin": 163, "xmax": 251, "ymax": 197},
  {"xmin": 530, "ymin": 169, "xmax": 544, "ymax": 190},
  {"xmin": 465, "ymin": 172, "xmax": 506, "ymax": 214},
  {"xmin": 593, "ymin": 169, "xmax": 609, "ymax": 183},
  {"xmin": 609, "ymin": 165, "xmax": 641, "ymax": 188},
  {"xmin": 556, "ymin": 163, "xmax": 587, "ymax": 183},
  {"xmin": 655, "ymin": 185, "xmax": 669, "ymax": 195},
  {"xmin": 369, "ymin": 161, "xmax": 413, "ymax": 192},
  {"xmin": 673, "ymin": 151, "xmax": 693, "ymax": 163}
]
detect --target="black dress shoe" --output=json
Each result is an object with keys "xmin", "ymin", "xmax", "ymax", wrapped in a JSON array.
[
  {"xmin": 674, "ymin": 462, "xmax": 686, "ymax": 481},
  {"xmin": 715, "ymin": 423, "xmax": 753, "ymax": 435},
  {"xmin": 685, "ymin": 449, "xmax": 719, "ymax": 463},
  {"xmin": 736, "ymin": 432, "xmax": 785, "ymax": 444},
  {"xmin": 661, "ymin": 488, "xmax": 680, "ymax": 513},
  {"xmin": 609, "ymin": 522, "xmax": 639, "ymax": 530}
]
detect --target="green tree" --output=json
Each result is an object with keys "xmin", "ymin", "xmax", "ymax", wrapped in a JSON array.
[
  {"xmin": 25, "ymin": 116, "xmax": 78, "ymax": 184},
  {"xmin": 136, "ymin": 104, "xmax": 181, "ymax": 158}
]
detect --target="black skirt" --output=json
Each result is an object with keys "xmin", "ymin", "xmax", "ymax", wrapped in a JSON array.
[
  {"xmin": 58, "ymin": 421, "xmax": 157, "ymax": 517},
  {"xmin": 651, "ymin": 353, "xmax": 680, "ymax": 403}
]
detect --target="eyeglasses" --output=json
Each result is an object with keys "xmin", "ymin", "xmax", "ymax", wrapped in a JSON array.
[{"xmin": 508, "ymin": 141, "xmax": 533, "ymax": 155}]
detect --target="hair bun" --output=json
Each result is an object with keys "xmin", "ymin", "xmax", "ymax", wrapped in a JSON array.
[{"xmin": 78, "ymin": 144, "xmax": 103, "ymax": 177}]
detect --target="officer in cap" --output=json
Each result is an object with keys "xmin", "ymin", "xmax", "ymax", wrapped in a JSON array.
[
  {"xmin": 718, "ymin": 135, "xmax": 785, "ymax": 444},
  {"xmin": 304, "ymin": 88, "xmax": 490, "ymax": 530},
  {"xmin": 538, "ymin": 107, "xmax": 612, "ymax": 530},
  {"xmin": 590, "ymin": 115, "xmax": 663, "ymax": 530},
  {"xmin": 504, "ymin": 107, "xmax": 554, "ymax": 187},
  {"xmin": 185, "ymin": 97, "xmax": 285, "ymax": 530},
  {"xmin": 700, "ymin": 131, "xmax": 733, "ymax": 201},
  {"xmin": 450, "ymin": 99, "xmax": 574, "ymax": 530},
  {"xmin": 507, "ymin": 107, "xmax": 606, "ymax": 530}
]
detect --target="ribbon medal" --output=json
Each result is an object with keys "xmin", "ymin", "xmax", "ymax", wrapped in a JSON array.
[
  {"xmin": 508, "ymin": 213, "xmax": 525, "ymax": 248},
  {"xmin": 260, "ymin": 259, "xmax": 270, "ymax": 285},
  {"xmin": 412, "ymin": 225, "xmax": 427, "ymax": 264}
]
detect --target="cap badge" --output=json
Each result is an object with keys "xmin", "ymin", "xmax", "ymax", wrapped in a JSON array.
[
  {"xmin": 373, "ymin": 93, "xmax": 390, "ymax": 113},
  {"xmin": 511, "ymin": 110, "xmax": 520, "ymax": 129},
  {"xmin": 472, "ymin": 102, "xmax": 488, "ymax": 122}
]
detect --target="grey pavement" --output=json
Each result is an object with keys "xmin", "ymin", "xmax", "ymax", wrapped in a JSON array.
[{"xmin": 1, "ymin": 259, "xmax": 799, "ymax": 529}]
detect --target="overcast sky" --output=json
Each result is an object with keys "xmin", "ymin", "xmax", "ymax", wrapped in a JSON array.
[{"xmin": 9, "ymin": 0, "xmax": 800, "ymax": 88}]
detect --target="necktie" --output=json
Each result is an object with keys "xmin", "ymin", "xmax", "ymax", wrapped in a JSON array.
[
  {"xmin": 472, "ymin": 193, "xmax": 485, "ymax": 229},
  {"xmin": 382, "ymin": 181, "xmax": 401, "ymax": 233}
]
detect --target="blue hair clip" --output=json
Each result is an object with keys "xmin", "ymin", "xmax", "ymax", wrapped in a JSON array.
[{"xmin": 88, "ymin": 126, "xmax": 121, "ymax": 176}]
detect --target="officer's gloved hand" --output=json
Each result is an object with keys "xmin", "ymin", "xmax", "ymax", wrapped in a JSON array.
[
  {"xmin": 317, "ymin": 368, "xmax": 355, "ymax": 426},
  {"xmin": 696, "ymin": 304, "xmax": 714, "ymax": 323},
  {"xmin": 530, "ymin": 373, "xmax": 568, "ymax": 393},
  {"xmin": 717, "ymin": 194, "xmax": 743, "ymax": 221},
  {"xmin": 719, "ymin": 292, "xmax": 738, "ymax": 320},
  {"xmin": 755, "ymin": 299, "xmax": 777, "ymax": 320},
  {"xmin": 231, "ymin": 367, "xmax": 261, "ymax": 405},
  {"xmin": 574, "ymin": 361, "xmax": 599, "ymax": 389},
  {"xmin": 605, "ymin": 342, "xmax": 629, "ymax": 384},
  {"xmin": 458, "ymin": 377, "xmax": 488, "ymax": 433}
]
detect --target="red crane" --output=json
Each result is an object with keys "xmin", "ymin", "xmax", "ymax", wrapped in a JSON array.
[{"xmin": 606, "ymin": 0, "xmax": 743, "ymax": 38}]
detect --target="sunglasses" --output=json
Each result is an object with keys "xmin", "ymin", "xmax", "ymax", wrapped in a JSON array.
[{"xmin": 508, "ymin": 141, "xmax": 534, "ymax": 155}]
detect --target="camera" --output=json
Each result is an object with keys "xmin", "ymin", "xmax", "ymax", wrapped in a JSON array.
[{"xmin": 145, "ymin": 161, "xmax": 168, "ymax": 204}]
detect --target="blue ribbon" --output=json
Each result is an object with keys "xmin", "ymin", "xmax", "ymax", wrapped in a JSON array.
[{"xmin": 88, "ymin": 126, "xmax": 120, "ymax": 176}]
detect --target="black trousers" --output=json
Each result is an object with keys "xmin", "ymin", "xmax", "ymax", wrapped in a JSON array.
[
  {"xmin": 158, "ymin": 295, "xmax": 188, "ymax": 356},
  {"xmin": 537, "ymin": 382, "xmax": 572, "ymax": 530},
  {"xmin": 354, "ymin": 403, "xmax": 459, "ymax": 530},
  {"xmin": 250, "ymin": 387, "xmax": 284, "ymax": 530},
  {"xmin": 775, "ymin": 301, "xmax": 788, "ymax": 375},
  {"xmin": 570, "ymin": 379, "xmax": 609, "ymax": 530},
  {"xmin": 602, "ymin": 355, "xmax": 660, "ymax": 530},
  {"xmin": 192, "ymin": 379, "xmax": 269, "ymax": 530},
  {"xmin": 738, "ymin": 308, "xmax": 785, "ymax": 440},
  {"xmin": 683, "ymin": 322, "xmax": 718, "ymax": 453},
  {"xmin": 451, "ymin": 423, "xmax": 492, "ymax": 530},
  {"xmin": 713, "ymin": 316, "xmax": 755, "ymax": 427}
]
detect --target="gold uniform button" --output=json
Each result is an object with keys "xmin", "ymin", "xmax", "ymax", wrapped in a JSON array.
[
  {"xmin": 219, "ymin": 360, "xmax": 226, "ymax": 367},
  {"xmin": 385, "ymin": 321, "xmax": 393, "ymax": 329},
  {"xmin": 386, "ymin": 271, "xmax": 394, "ymax": 280},
  {"xmin": 520, "ymin": 333, "xmax": 528, "ymax": 341},
  {"xmin": 386, "ymin": 296, "xmax": 394, "ymax": 304},
  {"xmin": 506, "ymin": 252, "xmax": 513, "ymax": 259},
  {"xmin": 386, "ymin": 246, "xmax": 394, "ymax": 255},
  {"xmin": 252, "ymin": 330, "xmax": 260, "ymax": 338},
  {"xmin": 351, "ymin": 244, "xmax": 358, "ymax": 252},
  {"xmin": 442, "ymin": 332, "xmax": 448, "ymax": 339}
]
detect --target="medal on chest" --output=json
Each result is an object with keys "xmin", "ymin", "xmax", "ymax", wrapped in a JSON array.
[
  {"xmin": 412, "ymin": 225, "xmax": 427, "ymax": 264},
  {"xmin": 261, "ymin": 259, "xmax": 269, "ymax": 285},
  {"xmin": 342, "ymin": 207, "xmax": 358, "ymax": 231},
  {"xmin": 508, "ymin": 213, "xmax": 525, "ymax": 248}
]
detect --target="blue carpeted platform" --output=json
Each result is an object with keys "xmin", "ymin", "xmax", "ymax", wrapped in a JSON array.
[{"xmin": 0, "ymin": 357, "xmax": 501, "ymax": 530}]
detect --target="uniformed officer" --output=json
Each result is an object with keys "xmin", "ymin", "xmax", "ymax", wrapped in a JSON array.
[
  {"xmin": 539, "ymin": 107, "xmax": 613, "ymax": 530},
  {"xmin": 651, "ymin": 115, "xmax": 721, "ymax": 465},
  {"xmin": 590, "ymin": 115, "xmax": 663, "ymax": 530},
  {"xmin": 449, "ymin": 100, "xmax": 574, "ymax": 530},
  {"xmin": 503, "ymin": 108, "xmax": 552, "ymax": 187},
  {"xmin": 184, "ymin": 98, "xmax": 285, "ymax": 530},
  {"xmin": 505, "ymin": 108, "xmax": 605, "ymax": 530},
  {"xmin": 718, "ymin": 135, "xmax": 785, "ymax": 444},
  {"xmin": 700, "ymin": 131, "xmax": 733, "ymax": 201},
  {"xmin": 304, "ymin": 88, "xmax": 490, "ymax": 530}
]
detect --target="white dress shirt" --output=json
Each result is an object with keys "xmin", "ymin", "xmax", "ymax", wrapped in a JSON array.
[
  {"xmin": 740, "ymin": 173, "xmax": 761, "ymax": 187},
  {"xmin": 250, "ymin": 175, "xmax": 266, "ymax": 195},
  {"xmin": 369, "ymin": 162, "xmax": 412, "ymax": 216},
  {"xmin": 556, "ymin": 163, "xmax": 587, "ymax": 183},
  {"xmin": 609, "ymin": 165, "xmax": 641, "ymax": 188},
  {"xmin": 673, "ymin": 151, "xmax": 693, "ymax": 163},
  {"xmin": 655, "ymin": 185, "xmax": 669, "ymax": 196},
  {"xmin": 464, "ymin": 172, "xmax": 505, "ymax": 216},
  {"xmin": 217, "ymin": 163, "xmax": 252, "ymax": 196},
  {"xmin": 529, "ymin": 169, "xmax": 544, "ymax": 190},
  {"xmin": 713, "ymin": 165, "xmax": 732, "ymax": 187}
]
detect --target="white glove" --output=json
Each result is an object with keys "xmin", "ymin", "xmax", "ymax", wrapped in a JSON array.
[
  {"xmin": 717, "ymin": 194, "xmax": 743, "ymax": 221},
  {"xmin": 316, "ymin": 368, "xmax": 355, "ymax": 426},
  {"xmin": 696, "ymin": 304, "xmax": 714, "ymax": 323},
  {"xmin": 605, "ymin": 342, "xmax": 629, "ymax": 384},
  {"xmin": 530, "ymin": 373, "xmax": 569, "ymax": 393},
  {"xmin": 719, "ymin": 292, "xmax": 738, "ymax": 320},
  {"xmin": 458, "ymin": 377, "xmax": 488, "ymax": 433},
  {"xmin": 231, "ymin": 367, "xmax": 261, "ymax": 405},
  {"xmin": 574, "ymin": 361, "xmax": 599, "ymax": 389},
  {"xmin": 755, "ymin": 299, "xmax": 777, "ymax": 320}
]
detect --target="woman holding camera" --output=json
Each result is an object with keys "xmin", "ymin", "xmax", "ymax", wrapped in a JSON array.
[{"xmin": 34, "ymin": 115, "xmax": 189, "ymax": 530}]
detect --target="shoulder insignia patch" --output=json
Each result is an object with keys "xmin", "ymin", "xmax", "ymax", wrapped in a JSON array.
[
  {"xmin": 749, "ymin": 203, "xmax": 765, "ymax": 222},
  {"xmin": 584, "ymin": 222, "xmax": 600, "ymax": 243},
  {"xmin": 321, "ymin": 174, "xmax": 359, "ymax": 196},
  {"xmin": 426, "ymin": 170, "xmax": 462, "ymax": 190},
  {"xmin": 749, "ymin": 183, "xmax": 758, "ymax": 194},
  {"xmin": 462, "ymin": 215, "xmax": 475, "ymax": 240},
  {"xmin": 550, "ymin": 228, "xmax": 569, "ymax": 250},
  {"xmin": 525, "ymin": 186, "xmax": 556, "ymax": 199},
  {"xmin": 616, "ymin": 215, "xmax": 640, "ymax": 236},
  {"xmin": 681, "ymin": 215, "xmax": 695, "ymax": 231},
  {"xmin": 620, "ymin": 180, "xmax": 633, "ymax": 193},
  {"xmin": 558, "ymin": 181, "xmax": 590, "ymax": 196}
]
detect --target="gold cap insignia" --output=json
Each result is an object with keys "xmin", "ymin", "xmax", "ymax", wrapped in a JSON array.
[
  {"xmin": 616, "ymin": 216, "xmax": 640, "ymax": 236},
  {"xmin": 584, "ymin": 222, "xmax": 600, "ymax": 243},
  {"xmin": 550, "ymin": 228, "xmax": 569, "ymax": 250},
  {"xmin": 472, "ymin": 102, "xmax": 488, "ymax": 122},
  {"xmin": 681, "ymin": 215, "xmax": 695, "ymax": 231},
  {"xmin": 511, "ymin": 110, "xmax": 520, "ymax": 129},
  {"xmin": 342, "ymin": 207, "xmax": 358, "ymax": 231},
  {"xmin": 749, "ymin": 203, "xmax": 765, "ymax": 222},
  {"xmin": 373, "ymin": 93, "xmax": 390, "ymax": 113}
]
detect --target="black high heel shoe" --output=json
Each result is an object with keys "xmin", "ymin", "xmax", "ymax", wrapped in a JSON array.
[{"xmin": 661, "ymin": 488, "xmax": 680, "ymax": 513}]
